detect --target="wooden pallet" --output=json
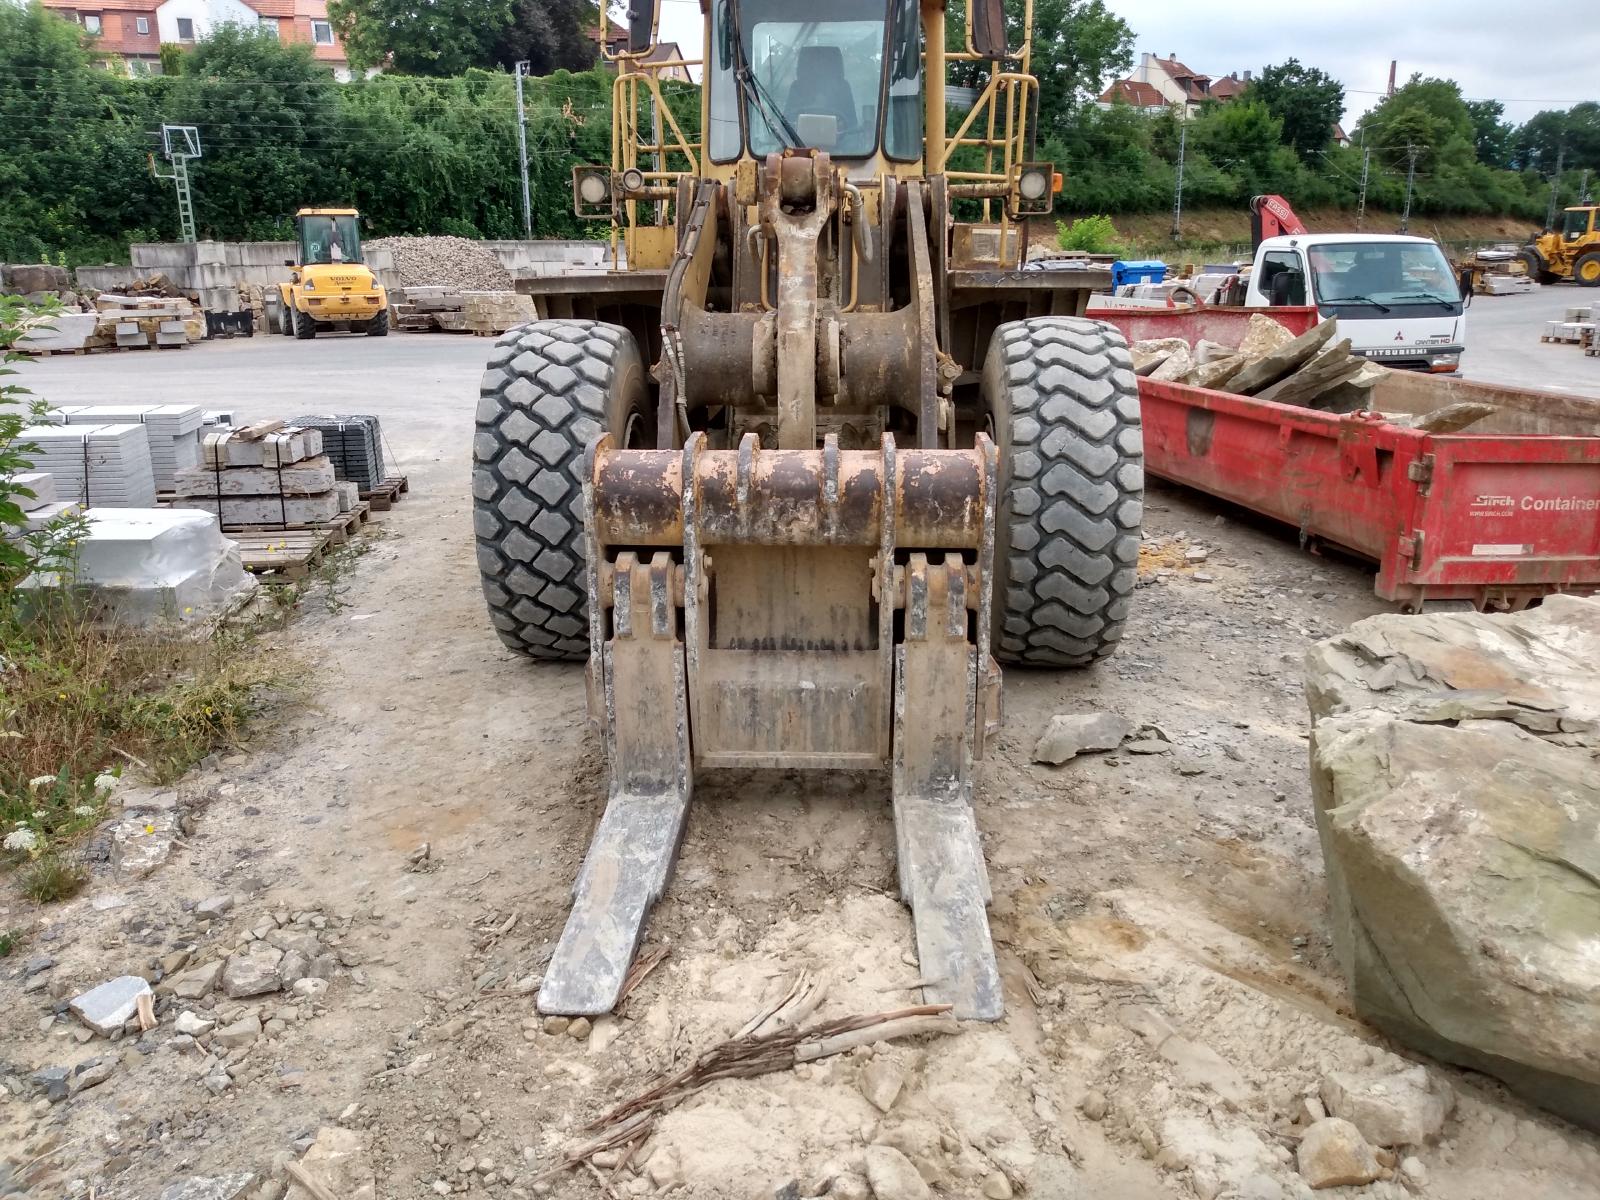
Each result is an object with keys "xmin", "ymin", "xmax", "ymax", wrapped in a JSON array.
[
  {"xmin": 232, "ymin": 529, "xmax": 332, "ymax": 579},
  {"xmin": 220, "ymin": 501, "xmax": 372, "ymax": 546},
  {"xmin": 360, "ymin": 476, "xmax": 409, "ymax": 511}
]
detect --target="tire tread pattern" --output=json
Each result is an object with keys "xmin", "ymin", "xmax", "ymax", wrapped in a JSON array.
[
  {"xmin": 472, "ymin": 319, "xmax": 625, "ymax": 660},
  {"xmin": 992, "ymin": 317, "xmax": 1143, "ymax": 667}
]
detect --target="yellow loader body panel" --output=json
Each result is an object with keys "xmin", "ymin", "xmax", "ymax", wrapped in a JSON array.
[{"xmin": 283, "ymin": 263, "xmax": 386, "ymax": 323}]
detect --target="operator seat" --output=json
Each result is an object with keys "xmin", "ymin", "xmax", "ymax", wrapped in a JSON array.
[{"xmin": 785, "ymin": 45, "xmax": 858, "ymax": 139}]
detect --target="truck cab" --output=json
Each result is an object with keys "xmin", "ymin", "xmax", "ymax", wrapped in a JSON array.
[{"xmin": 1245, "ymin": 234, "xmax": 1466, "ymax": 373}]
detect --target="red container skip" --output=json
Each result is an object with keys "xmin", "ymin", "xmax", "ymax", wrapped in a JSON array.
[{"xmin": 1088, "ymin": 307, "xmax": 1600, "ymax": 609}]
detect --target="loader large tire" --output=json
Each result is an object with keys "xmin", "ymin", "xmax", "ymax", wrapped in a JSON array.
[
  {"xmin": 292, "ymin": 305, "xmax": 317, "ymax": 340},
  {"xmin": 365, "ymin": 308, "xmax": 390, "ymax": 336},
  {"xmin": 983, "ymin": 317, "xmax": 1143, "ymax": 667},
  {"xmin": 472, "ymin": 320, "xmax": 649, "ymax": 660}
]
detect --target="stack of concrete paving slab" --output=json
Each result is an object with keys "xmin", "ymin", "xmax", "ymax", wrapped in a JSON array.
[
  {"xmin": 288, "ymin": 414, "xmax": 386, "ymax": 492},
  {"xmin": 173, "ymin": 425, "xmax": 340, "ymax": 526},
  {"xmin": 18, "ymin": 508, "xmax": 255, "ymax": 625},
  {"xmin": 23, "ymin": 424, "xmax": 157, "ymax": 507},
  {"xmin": 1482, "ymin": 273, "xmax": 1534, "ymax": 295},
  {"xmin": 2, "ymin": 471, "xmax": 82, "ymax": 537},
  {"xmin": 49, "ymin": 404, "xmax": 204, "ymax": 492},
  {"xmin": 10, "ymin": 471, "xmax": 56, "ymax": 510}
]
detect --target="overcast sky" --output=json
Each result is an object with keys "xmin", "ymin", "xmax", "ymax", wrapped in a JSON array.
[{"xmin": 652, "ymin": 0, "xmax": 1596, "ymax": 127}]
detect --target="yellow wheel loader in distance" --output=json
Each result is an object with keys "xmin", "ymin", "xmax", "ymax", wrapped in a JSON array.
[
  {"xmin": 472, "ymin": 0, "xmax": 1142, "ymax": 1021},
  {"xmin": 1520, "ymin": 205, "xmax": 1600, "ymax": 287},
  {"xmin": 275, "ymin": 208, "xmax": 389, "ymax": 338}
]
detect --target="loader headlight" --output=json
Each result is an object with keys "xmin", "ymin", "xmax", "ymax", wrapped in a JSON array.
[
  {"xmin": 620, "ymin": 167, "xmax": 646, "ymax": 195},
  {"xmin": 302, "ymin": 280, "xmax": 315, "ymax": 292},
  {"xmin": 573, "ymin": 165, "xmax": 614, "ymax": 220},
  {"xmin": 1013, "ymin": 162, "xmax": 1056, "ymax": 216}
]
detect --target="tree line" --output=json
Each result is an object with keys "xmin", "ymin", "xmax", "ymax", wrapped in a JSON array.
[{"xmin": 1, "ymin": 0, "xmax": 1594, "ymax": 268}]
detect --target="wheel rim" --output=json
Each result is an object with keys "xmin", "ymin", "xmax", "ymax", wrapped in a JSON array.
[{"xmin": 1581, "ymin": 260, "xmax": 1600, "ymax": 283}]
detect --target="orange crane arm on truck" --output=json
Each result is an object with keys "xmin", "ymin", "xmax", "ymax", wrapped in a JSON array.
[{"xmin": 1251, "ymin": 194, "xmax": 1308, "ymax": 247}]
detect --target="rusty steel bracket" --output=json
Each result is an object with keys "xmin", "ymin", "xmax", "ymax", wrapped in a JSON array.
[{"xmin": 758, "ymin": 151, "xmax": 837, "ymax": 449}]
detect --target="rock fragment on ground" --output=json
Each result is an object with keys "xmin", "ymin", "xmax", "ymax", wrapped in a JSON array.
[
  {"xmin": 858, "ymin": 1057, "xmax": 907, "ymax": 1113},
  {"xmin": 1033, "ymin": 712, "xmax": 1132, "ymax": 764},
  {"xmin": 171, "ymin": 960, "xmax": 224, "ymax": 999},
  {"xmin": 69, "ymin": 975, "xmax": 153, "ymax": 1036},
  {"xmin": 110, "ymin": 810, "xmax": 181, "ymax": 878},
  {"xmin": 1306, "ymin": 595, "xmax": 1600, "ymax": 1131},
  {"xmin": 159, "ymin": 1176, "xmax": 258, "ymax": 1200},
  {"xmin": 1296, "ymin": 1118, "xmax": 1381, "ymax": 1189},
  {"xmin": 863, "ymin": 1145, "xmax": 931, "ymax": 1200},
  {"xmin": 215, "ymin": 1015, "xmax": 261, "ymax": 1048},
  {"xmin": 1320, "ymin": 1066, "xmax": 1452, "ymax": 1146},
  {"xmin": 223, "ymin": 947, "xmax": 283, "ymax": 998},
  {"xmin": 287, "ymin": 1126, "xmax": 375, "ymax": 1200}
]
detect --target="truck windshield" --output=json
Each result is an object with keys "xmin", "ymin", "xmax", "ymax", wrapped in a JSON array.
[
  {"xmin": 299, "ymin": 215, "xmax": 361, "ymax": 266},
  {"xmin": 1307, "ymin": 242, "xmax": 1459, "ymax": 307},
  {"xmin": 708, "ymin": 0, "xmax": 919, "ymax": 162}
]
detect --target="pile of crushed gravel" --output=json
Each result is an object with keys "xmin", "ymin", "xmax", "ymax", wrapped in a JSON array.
[{"xmin": 366, "ymin": 236, "xmax": 513, "ymax": 292}]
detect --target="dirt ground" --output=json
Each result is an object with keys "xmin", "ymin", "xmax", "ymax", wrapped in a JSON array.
[{"xmin": 4, "ymin": 301, "xmax": 1599, "ymax": 1200}]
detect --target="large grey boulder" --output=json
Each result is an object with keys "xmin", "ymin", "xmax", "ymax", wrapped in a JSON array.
[{"xmin": 1305, "ymin": 595, "xmax": 1600, "ymax": 1132}]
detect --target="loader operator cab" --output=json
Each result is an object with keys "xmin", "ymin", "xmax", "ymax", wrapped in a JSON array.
[
  {"xmin": 1563, "ymin": 207, "xmax": 1596, "ymax": 242},
  {"xmin": 297, "ymin": 211, "xmax": 361, "ymax": 266},
  {"xmin": 707, "ymin": 0, "xmax": 922, "ymax": 162}
]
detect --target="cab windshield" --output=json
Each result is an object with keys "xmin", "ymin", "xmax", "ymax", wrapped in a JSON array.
[
  {"xmin": 707, "ymin": 0, "xmax": 922, "ymax": 162},
  {"xmin": 299, "ymin": 214, "xmax": 361, "ymax": 266},
  {"xmin": 1307, "ymin": 241, "xmax": 1460, "ymax": 308},
  {"xmin": 1564, "ymin": 208, "xmax": 1594, "ymax": 241}
]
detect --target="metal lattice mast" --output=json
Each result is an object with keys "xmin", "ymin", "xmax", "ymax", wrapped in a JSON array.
[{"xmin": 149, "ymin": 124, "xmax": 202, "ymax": 243}]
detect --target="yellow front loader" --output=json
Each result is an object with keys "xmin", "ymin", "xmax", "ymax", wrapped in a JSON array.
[
  {"xmin": 1520, "ymin": 205, "xmax": 1600, "ymax": 286},
  {"xmin": 275, "ymin": 208, "xmax": 389, "ymax": 337},
  {"xmin": 472, "ymin": 0, "xmax": 1142, "ymax": 1021}
]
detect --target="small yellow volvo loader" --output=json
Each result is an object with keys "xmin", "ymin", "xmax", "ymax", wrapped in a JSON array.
[{"xmin": 275, "ymin": 208, "xmax": 389, "ymax": 337}]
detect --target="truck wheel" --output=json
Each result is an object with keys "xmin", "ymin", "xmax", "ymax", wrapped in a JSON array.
[
  {"xmin": 1575, "ymin": 251, "xmax": 1600, "ymax": 288},
  {"xmin": 473, "ymin": 320, "xmax": 649, "ymax": 660},
  {"xmin": 292, "ymin": 306, "xmax": 317, "ymax": 340},
  {"xmin": 982, "ymin": 317, "xmax": 1143, "ymax": 668},
  {"xmin": 366, "ymin": 309, "xmax": 390, "ymax": 336}
]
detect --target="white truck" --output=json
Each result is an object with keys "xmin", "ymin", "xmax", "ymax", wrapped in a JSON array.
[{"xmin": 1234, "ymin": 196, "xmax": 1469, "ymax": 373}]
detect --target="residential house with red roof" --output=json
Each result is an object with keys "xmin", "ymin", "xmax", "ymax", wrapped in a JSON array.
[
  {"xmin": 39, "ymin": 0, "xmax": 165, "ymax": 74},
  {"xmin": 1099, "ymin": 52, "xmax": 1230, "ymax": 119},
  {"xmin": 41, "ymin": 0, "xmax": 351, "ymax": 77}
]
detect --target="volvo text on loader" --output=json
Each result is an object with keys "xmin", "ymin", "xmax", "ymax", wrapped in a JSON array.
[{"xmin": 471, "ymin": 0, "xmax": 1143, "ymax": 1022}]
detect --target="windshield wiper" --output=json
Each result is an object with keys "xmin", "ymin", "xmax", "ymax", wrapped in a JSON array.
[
  {"xmin": 1388, "ymin": 292, "xmax": 1457, "ymax": 304},
  {"xmin": 1324, "ymin": 294, "xmax": 1393, "ymax": 313},
  {"xmin": 725, "ymin": 3, "xmax": 803, "ymax": 149}
]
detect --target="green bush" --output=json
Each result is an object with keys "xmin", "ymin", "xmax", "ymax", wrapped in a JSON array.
[{"xmin": 1056, "ymin": 214, "xmax": 1129, "ymax": 256}]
